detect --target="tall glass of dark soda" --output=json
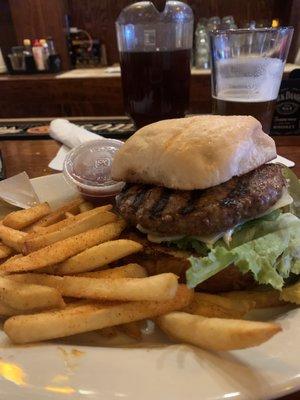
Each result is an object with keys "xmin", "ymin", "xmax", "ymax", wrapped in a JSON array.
[{"xmin": 116, "ymin": 1, "xmax": 193, "ymax": 129}]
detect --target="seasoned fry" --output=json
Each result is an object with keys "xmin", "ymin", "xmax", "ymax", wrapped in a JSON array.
[
  {"xmin": 23, "ymin": 210, "xmax": 117, "ymax": 253},
  {"xmin": 1, "ymin": 253, "xmax": 22, "ymax": 266},
  {"xmin": 0, "ymin": 225, "xmax": 27, "ymax": 252},
  {"xmin": 0, "ymin": 221, "xmax": 126, "ymax": 273},
  {"xmin": 8, "ymin": 272, "xmax": 178, "ymax": 301},
  {"xmin": 157, "ymin": 312, "xmax": 281, "ymax": 351},
  {"xmin": 0, "ymin": 242, "xmax": 13, "ymax": 259},
  {"xmin": 280, "ymin": 281, "xmax": 300, "ymax": 304},
  {"xmin": 0, "ymin": 276, "xmax": 65, "ymax": 311},
  {"xmin": 0, "ymin": 301, "xmax": 24, "ymax": 316},
  {"xmin": 78, "ymin": 264, "xmax": 147, "ymax": 279},
  {"xmin": 53, "ymin": 239, "xmax": 143, "ymax": 275},
  {"xmin": 29, "ymin": 197, "xmax": 84, "ymax": 230},
  {"xmin": 79, "ymin": 202, "xmax": 94, "ymax": 212},
  {"xmin": 184, "ymin": 292, "xmax": 251, "ymax": 319},
  {"xmin": 35, "ymin": 205, "xmax": 113, "ymax": 235},
  {"xmin": 2, "ymin": 203, "xmax": 51, "ymax": 230},
  {"xmin": 4, "ymin": 285, "xmax": 193, "ymax": 343},
  {"xmin": 221, "ymin": 290, "xmax": 285, "ymax": 309}
]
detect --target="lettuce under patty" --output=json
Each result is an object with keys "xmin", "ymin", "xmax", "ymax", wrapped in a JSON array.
[
  {"xmin": 186, "ymin": 213, "xmax": 300, "ymax": 290},
  {"xmin": 186, "ymin": 168, "xmax": 300, "ymax": 290}
]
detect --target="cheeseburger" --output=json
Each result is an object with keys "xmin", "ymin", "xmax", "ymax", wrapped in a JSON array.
[{"xmin": 112, "ymin": 115, "xmax": 300, "ymax": 292}]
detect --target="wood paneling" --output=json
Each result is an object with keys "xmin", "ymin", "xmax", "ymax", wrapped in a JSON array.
[
  {"xmin": 8, "ymin": 0, "xmax": 70, "ymax": 70},
  {"xmin": 0, "ymin": 74, "xmax": 124, "ymax": 118},
  {"xmin": 1, "ymin": 0, "xmax": 298, "ymax": 68},
  {"xmin": 0, "ymin": 0, "xmax": 17, "ymax": 57},
  {"xmin": 0, "ymin": 68, "xmax": 292, "ymax": 118},
  {"xmin": 68, "ymin": 0, "xmax": 298, "ymax": 65},
  {"xmin": 286, "ymin": 0, "xmax": 300, "ymax": 62}
]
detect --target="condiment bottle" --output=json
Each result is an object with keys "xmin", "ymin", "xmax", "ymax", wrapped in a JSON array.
[{"xmin": 32, "ymin": 39, "xmax": 46, "ymax": 71}]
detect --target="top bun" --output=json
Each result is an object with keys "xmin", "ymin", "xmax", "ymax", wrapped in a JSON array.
[{"xmin": 111, "ymin": 115, "xmax": 276, "ymax": 190}]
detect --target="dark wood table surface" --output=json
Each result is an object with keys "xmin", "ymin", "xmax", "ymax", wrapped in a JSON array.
[{"xmin": 0, "ymin": 133, "xmax": 300, "ymax": 400}]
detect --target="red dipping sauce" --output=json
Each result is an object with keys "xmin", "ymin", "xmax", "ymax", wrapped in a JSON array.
[{"xmin": 63, "ymin": 139, "xmax": 125, "ymax": 204}]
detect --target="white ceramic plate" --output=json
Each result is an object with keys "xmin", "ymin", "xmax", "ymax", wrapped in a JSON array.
[{"xmin": 0, "ymin": 173, "xmax": 299, "ymax": 400}]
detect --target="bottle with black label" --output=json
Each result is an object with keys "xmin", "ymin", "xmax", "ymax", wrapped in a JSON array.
[{"xmin": 271, "ymin": 69, "xmax": 300, "ymax": 135}]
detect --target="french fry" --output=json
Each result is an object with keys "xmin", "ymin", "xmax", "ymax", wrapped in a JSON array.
[
  {"xmin": 2, "ymin": 203, "xmax": 51, "ymax": 230},
  {"xmin": 53, "ymin": 239, "xmax": 143, "ymax": 275},
  {"xmin": 34, "ymin": 205, "xmax": 113, "ymax": 235},
  {"xmin": 79, "ymin": 202, "xmax": 94, "ymax": 212},
  {"xmin": 280, "ymin": 281, "xmax": 300, "ymax": 304},
  {"xmin": 8, "ymin": 272, "xmax": 178, "ymax": 301},
  {"xmin": 0, "ymin": 242, "xmax": 13, "ymax": 259},
  {"xmin": 0, "ymin": 225, "xmax": 27, "ymax": 252},
  {"xmin": 184, "ymin": 292, "xmax": 251, "ymax": 319},
  {"xmin": 119, "ymin": 321, "xmax": 143, "ymax": 340},
  {"xmin": 221, "ymin": 290, "xmax": 285, "ymax": 309},
  {"xmin": 23, "ymin": 210, "xmax": 117, "ymax": 253},
  {"xmin": 0, "ymin": 221, "xmax": 126, "ymax": 273},
  {"xmin": 1, "ymin": 253, "xmax": 22, "ymax": 266},
  {"xmin": 29, "ymin": 197, "xmax": 84, "ymax": 230},
  {"xmin": 78, "ymin": 264, "xmax": 147, "ymax": 279},
  {"xmin": 4, "ymin": 285, "xmax": 193, "ymax": 343},
  {"xmin": 0, "ymin": 301, "xmax": 25, "ymax": 316},
  {"xmin": 0, "ymin": 276, "xmax": 65, "ymax": 311},
  {"xmin": 157, "ymin": 312, "xmax": 281, "ymax": 351}
]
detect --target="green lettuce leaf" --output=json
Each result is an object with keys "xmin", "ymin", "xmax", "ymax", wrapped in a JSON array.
[
  {"xmin": 186, "ymin": 213, "xmax": 300, "ymax": 290},
  {"xmin": 223, "ymin": 209, "xmax": 282, "ymax": 249},
  {"xmin": 169, "ymin": 236, "xmax": 208, "ymax": 256}
]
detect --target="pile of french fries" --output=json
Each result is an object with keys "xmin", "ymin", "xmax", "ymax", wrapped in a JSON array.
[{"xmin": 0, "ymin": 197, "xmax": 299, "ymax": 351}]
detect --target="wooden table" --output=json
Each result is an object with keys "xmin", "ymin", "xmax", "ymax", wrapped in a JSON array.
[{"xmin": 0, "ymin": 134, "xmax": 300, "ymax": 400}]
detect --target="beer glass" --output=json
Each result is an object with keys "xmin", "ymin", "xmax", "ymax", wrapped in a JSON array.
[{"xmin": 210, "ymin": 27, "xmax": 294, "ymax": 133}]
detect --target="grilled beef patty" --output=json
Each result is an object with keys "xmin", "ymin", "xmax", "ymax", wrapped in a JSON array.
[{"xmin": 116, "ymin": 164, "xmax": 285, "ymax": 236}]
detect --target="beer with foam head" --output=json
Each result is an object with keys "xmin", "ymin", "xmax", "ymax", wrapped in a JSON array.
[{"xmin": 210, "ymin": 28, "xmax": 294, "ymax": 133}]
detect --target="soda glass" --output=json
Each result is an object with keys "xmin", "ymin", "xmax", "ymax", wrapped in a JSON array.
[
  {"xmin": 210, "ymin": 27, "xmax": 293, "ymax": 132},
  {"xmin": 116, "ymin": 1, "xmax": 193, "ymax": 129}
]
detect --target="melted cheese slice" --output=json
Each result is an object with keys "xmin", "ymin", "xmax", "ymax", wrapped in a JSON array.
[{"xmin": 137, "ymin": 187, "xmax": 293, "ymax": 246}]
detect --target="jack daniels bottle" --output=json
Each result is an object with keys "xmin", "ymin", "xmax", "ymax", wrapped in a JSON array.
[{"xmin": 271, "ymin": 69, "xmax": 300, "ymax": 135}]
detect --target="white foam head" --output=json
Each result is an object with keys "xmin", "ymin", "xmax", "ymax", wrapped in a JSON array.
[{"xmin": 214, "ymin": 56, "xmax": 284, "ymax": 102}]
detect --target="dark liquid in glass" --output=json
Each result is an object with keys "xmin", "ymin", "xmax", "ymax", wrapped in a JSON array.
[
  {"xmin": 120, "ymin": 49, "xmax": 191, "ymax": 128},
  {"xmin": 212, "ymin": 98, "xmax": 277, "ymax": 133}
]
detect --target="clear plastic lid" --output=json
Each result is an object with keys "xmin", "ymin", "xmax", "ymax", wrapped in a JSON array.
[
  {"xmin": 116, "ymin": 1, "xmax": 194, "ymax": 52},
  {"xmin": 63, "ymin": 139, "xmax": 125, "ymax": 198}
]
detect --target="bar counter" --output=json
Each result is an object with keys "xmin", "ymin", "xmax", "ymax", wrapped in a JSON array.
[{"xmin": 0, "ymin": 64, "xmax": 297, "ymax": 119}]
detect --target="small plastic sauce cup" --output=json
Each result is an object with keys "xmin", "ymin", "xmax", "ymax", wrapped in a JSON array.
[{"xmin": 63, "ymin": 139, "xmax": 125, "ymax": 204}]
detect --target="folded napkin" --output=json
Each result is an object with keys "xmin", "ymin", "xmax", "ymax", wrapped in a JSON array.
[
  {"xmin": 49, "ymin": 119, "xmax": 103, "ymax": 171},
  {"xmin": 0, "ymin": 172, "xmax": 39, "ymax": 209},
  {"xmin": 48, "ymin": 118, "xmax": 295, "ymax": 171}
]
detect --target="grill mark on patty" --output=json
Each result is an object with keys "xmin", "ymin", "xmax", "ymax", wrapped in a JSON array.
[
  {"xmin": 219, "ymin": 178, "xmax": 249, "ymax": 207},
  {"xmin": 149, "ymin": 188, "xmax": 172, "ymax": 218},
  {"xmin": 116, "ymin": 164, "xmax": 285, "ymax": 236},
  {"xmin": 179, "ymin": 190, "xmax": 202, "ymax": 215},
  {"xmin": 131, "ymin": 186, "xmax": 148, "ymax": 210}
]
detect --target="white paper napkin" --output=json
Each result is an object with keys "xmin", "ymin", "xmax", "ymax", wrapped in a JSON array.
[
  {"xmin": 270, "ymin": 155, "xmax": 295, "ymax": 168},
  {"xmin": 0, "ymin": 172, "xmax": 39, "ymax": 209},
  {"xmin": 49, "ymin": 119, "xmax": 103, "ymax": 171}
]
